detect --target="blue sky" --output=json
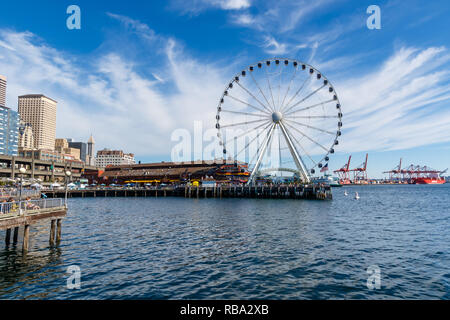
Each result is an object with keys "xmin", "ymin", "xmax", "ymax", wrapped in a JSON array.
[{"xmin": 0, "ymin": 0, "xmax": 449, "ymax": 177}]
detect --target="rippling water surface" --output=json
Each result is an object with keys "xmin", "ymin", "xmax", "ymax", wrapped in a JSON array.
[{"xmin": 0, "ymin": 184, "xmax": 449, "ymax": 299}]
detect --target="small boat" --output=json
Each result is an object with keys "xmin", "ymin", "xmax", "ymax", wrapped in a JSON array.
[
  {"xmin": 355, "ymin": 192, "xmax": 360, "ymax": 200},
  {"xmin": 312, "ymin": 174, "xmax": 342, "ymax": 187}
]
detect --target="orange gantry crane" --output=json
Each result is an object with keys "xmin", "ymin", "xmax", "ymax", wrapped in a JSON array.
[
  {"xmin": 350, "ymin": 154, "xmax": 368, "ymax": 183},
  {"xmin": 383, "ymin": 159, "xmax": 447, "ymax": 183},
  {"xmin": 334, "ymin": 155, "xmax": 352, "ymax": 184}
]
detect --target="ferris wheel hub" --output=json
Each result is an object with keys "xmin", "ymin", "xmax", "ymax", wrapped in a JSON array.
[{"xmin": 272, "ymin": 111, "xmax": 283, "ymax": 123}]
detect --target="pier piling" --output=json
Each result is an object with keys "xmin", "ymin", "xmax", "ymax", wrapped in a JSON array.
[
  {"xmin": 13, "ymin": 227, "xmax": 19, "ymax": 244},
  {"xmin": 5, "ymin": 228, "xmax": 11, "ymax": 245},
  {"xmin": 23, "ymin": 225, "xmax": 30, "ymax": 252},
  {"xmin": 40, "ymin": 185, "xmax": 332, "ymax": 201},
  {"xmin": 56, "ymin": 219, "xmax": 62, "ymax": 244},
  {"xmin": 50, "ymin": 220, "xmax": 56, "ymax": 245}
]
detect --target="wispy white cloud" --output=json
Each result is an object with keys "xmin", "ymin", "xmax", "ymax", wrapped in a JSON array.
[
  {"xmin": 0, "ymin": 27, "xmax": 229, "ymax": 159},
  {"xmin": 170, "ymin": 0, "xmax": 251, "ymax": 15},
  {"xmin": 262, "ymin": 36, "xmax": 288, "ymax": 55},
  {"xmin": 230, "ymin": 0, "xmax": 331, "ymax": 32},
  {"xmin": 106, "ymin": 12, "xmax": 156, "ymax": 41},
  {"xmin": 337, "ymin": 46, "xmax": 450, "ymax": 153}
]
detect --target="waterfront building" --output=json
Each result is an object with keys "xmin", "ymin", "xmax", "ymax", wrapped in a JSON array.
[
  {"xmin": 0, "ymin": 75, "xmax": 6, "ymax": 107},
  {"xmin": 18, "ymin": 121, "xmax": 35, "ymax": 149},
  {"xmin": 87, "ymin": 134, "xmax": 95, "ymax": 166},
  {"xmin": 0, "ymin": 106, "xmax": 20, "ymax": 156},
  {"xmin": 95, "ymin": 149, "xmax": 135, "ymax": 168},
  {"xmin": 99, "ymin": 160, "xmax": 249, "ymax": 184},
  {"xmin": 18, "ymin": 94, "xmax": 57, "ymax": 150},
  {"xmin": 18, "ymin": 148, "xmax": 82, "ymax": 164}
]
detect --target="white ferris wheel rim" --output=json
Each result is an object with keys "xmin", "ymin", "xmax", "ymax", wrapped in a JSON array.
[{"xmin": 215, "ymin": 58, "xmax": 343, "ymax": 183}]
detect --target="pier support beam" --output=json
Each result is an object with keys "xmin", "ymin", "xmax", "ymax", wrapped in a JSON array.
[
  {"xmin": 5, "ymin": 228, "xmax": 11, "ymax": 245},
  {"xmin": 50, "ymin": 220, "xmax": 56, "ymax": 246},
  {"xmin": 13, "ymin": 227, "xmax": 19, "ymax": 244},
  {"xmin": 23, "ymin": 225, "xmax": 30, "ymax": 252},
  {"xmin": 56, "ymin": 219, "xmax": 62, "ymax": 244}
]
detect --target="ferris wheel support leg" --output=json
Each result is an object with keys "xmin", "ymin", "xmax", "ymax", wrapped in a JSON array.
[
  {"xmin": 279, "ymin": 121, "xmax": 311, "ymax": 183},
  {"xmin": 247, "ymin": 124, "xmax": 276, "ymax": 185}
]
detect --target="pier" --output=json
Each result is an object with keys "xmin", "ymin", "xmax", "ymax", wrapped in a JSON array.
[
  {"xmin": 42, "ymin": 185, "xmax": 332, "ymax": 200},
  {"xmin": 0, "ymin": 198, "xmax": 67, "ymax": 252}
]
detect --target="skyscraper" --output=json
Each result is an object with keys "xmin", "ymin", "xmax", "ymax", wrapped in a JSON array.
[
  {"xmin": 0, "ymin": 106, "xmax": 20, "ymax": 155},
  {"xmin": 18, "ymin": 121, "xmax": 35, "ymax": 149},
  {"xmin": 68, "ymin": 141, "xmax": 87, "ymax": 163},
  {"xmin": 18, "ymin": 94, "xmax": 57, "ymax": 150},
  {"xmin": 87, "ymin": 134, "xmax": 95, "ymax": 166},
  {"xmin": 0, "ymin": 75, "xmax": 6, "ymax": 107}
]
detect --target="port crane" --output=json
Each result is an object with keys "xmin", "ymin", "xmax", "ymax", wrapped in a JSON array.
[
  {"xmin": 384, "ymin": 159, "xmax": 446, "ymax": 183},
  {"xmin": 350, "ymin": 153, "xmax": 368, "ymax": 183},
  {"xmin": 334, "ymin": 155, "xmax": 351, "ymax": 184}
]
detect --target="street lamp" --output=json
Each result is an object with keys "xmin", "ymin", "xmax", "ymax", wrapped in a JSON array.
[
  {"xmin": 19, "ymin": 167, "xmax": 26, "ymax": 202},
  {"xmin": 64, "ymin": 170, "xmax": 72, "ymax": 207}
]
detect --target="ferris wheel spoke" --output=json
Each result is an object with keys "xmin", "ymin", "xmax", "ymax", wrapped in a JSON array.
[
  {"xmin": 248, "ymin": 124, "xmax": 275, "ymax": 169},
  {"xmin": 285, "ymin": 127, "xmax": 318, "ymax": 167},
  {"xmin": 249, "ymin": 72, "xmax": 275, "ymax": 112},
  {"xmin": 278, "ymin": 127, "xmax": 282, "ymax": 169},
  {"xmin": 286, "ymin": 115, "xmax": 339, "ymax": 119},
  {"xmin": 283, "ymin": 121, "xmax": 330, "ymax": 152},
  {"xmin": 283, "ymin": 84, "xmax": 326, "ymax": 115},
  {"xmin": 277, "ymin": 66, "xmax": 284, "ymax": 111},
  {"xmin": 223, "ymin": 120, "xmax": 272, "ymax": 146},
  {"xmin": 284, "ymin": 118, "xmax": 335, "ymax": 135},
  {"xmin": 284, "ymin": 99, "xmax": 335, "ymax": 116},
  {"xmin": 280, "ymin": 67, "xmax": 297, "ymax": 110},
  {"xmin": 235, "ymin": 122, "xmax": 273, "ymax": 159},
  {"xmin": 220, "ymin": 118, "xmax": 268, "ymax": 129},
  {"xmin": 281, "ymin": 75, "xmax": 312, "ymax": 113},
  {"xmin": 265, "ymin": 69, "xmax": 277, "ymax": 111},
  {"xmin": 227, "ymin": 93, "xmax": 270, "ymax": 115},
  {"xmin": 221, "ymin": 109, "xmax": 268, "ymax": 118}
]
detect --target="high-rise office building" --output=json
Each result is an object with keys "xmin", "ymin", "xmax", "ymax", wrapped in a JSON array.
[
  {"xmin": 0, "ymin": 75, "xmax": 6, "ymax": 107},
  {"xmin": 0, "ymin": 106, "xmax": 20, "ymax": 155},
  {"xmin": 18, "ymin": 94, "xmax": 57, "ymax": 150},
  {"xmin": 68, "ymin": 141, "xmax": 87, "ymax": 163},
  {"xmin": 87, "ymin": 134, "xmax": 95, "ymax": 166},
  {"xmin": 18, "ymin": 121, "xmax": 35, "ymax": 149}
]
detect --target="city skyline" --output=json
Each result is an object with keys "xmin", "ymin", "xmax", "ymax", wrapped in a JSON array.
[{"xmin": 0, "ymin": 0, "xmax": 449, "ymax": 177}]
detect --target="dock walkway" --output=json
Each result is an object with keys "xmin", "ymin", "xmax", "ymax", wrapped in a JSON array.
[{"xmin": 0, "ymin": 198, "xmax": 67, "ymax": 251}]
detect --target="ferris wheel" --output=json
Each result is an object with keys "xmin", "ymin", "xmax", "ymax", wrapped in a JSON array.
[{"xmin": 215, "ymin": 58, "xmax": 343, "ymax": 184}]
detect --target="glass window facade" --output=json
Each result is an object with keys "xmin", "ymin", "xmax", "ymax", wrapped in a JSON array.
[{"xmin": 0, "ymin": 106, "xmax": 20, "ymax": 156}]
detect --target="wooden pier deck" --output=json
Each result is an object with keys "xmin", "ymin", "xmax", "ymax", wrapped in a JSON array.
[
  {"xmin": 42, "ymin": 185, "xmax": 332, "ymax": 200},
  {"xmin": 0, "ymin": 198, "xmax": 67, "ymax": 252}
]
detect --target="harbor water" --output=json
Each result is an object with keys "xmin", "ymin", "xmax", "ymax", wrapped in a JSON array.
[{"xmin": 0, "ymin": 184, "xmax": 449, "ymax": 299}]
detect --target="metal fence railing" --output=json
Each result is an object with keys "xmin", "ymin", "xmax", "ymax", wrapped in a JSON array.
[
  {"xmin": 0, "ymin": 198, "xmax": 64, "ymax": 217},
  {"xmin": 0, "ymin": 189, "xmax": 41, "ymax": 199}
]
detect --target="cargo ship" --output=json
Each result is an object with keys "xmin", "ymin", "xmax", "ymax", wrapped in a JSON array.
[{"xmin": 413, "ymin": 177, "xmax": 446, "ymax": 184}]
